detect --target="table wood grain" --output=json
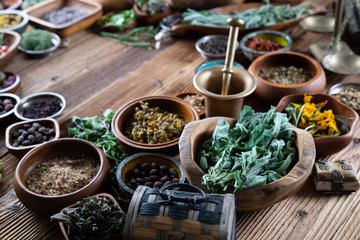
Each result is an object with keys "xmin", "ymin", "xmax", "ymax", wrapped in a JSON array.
[{"xmin": 1, "ymin": 13, "xmax": 360, "ymax": 240}]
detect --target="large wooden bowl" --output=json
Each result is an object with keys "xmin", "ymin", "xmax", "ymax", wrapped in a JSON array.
[
  {"xmin": 0, "ymin": 30, "xmax": 21, "ymax": 70},
  {"xmin": 179, "ymin": 117, "xmax": 316, "ymax": 211},
  {"xmin": 275, "ymin": 93, "xmax": 359, "ymax": 156},
  {"xmin": 13, "ymin": 138, "xmax": 110, "ymax": 215},
  {"xmin": 248, "ymin": 51, "xmax": 326, "ymax": 105}
]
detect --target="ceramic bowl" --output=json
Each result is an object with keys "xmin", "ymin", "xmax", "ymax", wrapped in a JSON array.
[
  {"xmin": 133, "ymin": 2, "xmax": 171, "ymax": 25},
  {"xmin": 275, "ymin": 93, "xmax": 359, "ymax": 156},
  {"xmin": 0, "ymin": 9, "xmax": 29, "ymax": 33},
  {"xmin": 116, "ymin": 152, "xmax": 186, "ymax": 196},
  {"xmin": 112, "ymin": 95, "xmax": 199, "ymax": 154},
  {"xmin": 328, "ymin": 82, "xmax": 360, "ymax": 114},
  {"xmin": 18, "ymin": 30, "xmax": 61, "ymax": 57},
  {"xmin": 179, "ymin": 117, "xmax": 316, "ymax": 211},
  {"xmin": 248, "ymin": 51, "xmax": 326, "ymax": 105},
  {"xmin": 0, "ymin": 72, "xmax": 20, "ymax": 93},
  {"xmin": 14, "ymin": 91, "xmax": 66, "ymax": 121},
  {"xmin": 174, "ymin": 91, "xmax": 206, "ymax": 119},
  {"xmin": 23, "ymin": 0, "xmax": 103, "ymax": 37},
  {"xmin": 195, "ymin": 34, "xmax": 239, "ymax": 60},
  {"xmin": 0, "ymin": 29, "xmax": 21, "ymax": 70},
  {"xmin": 0, "ymin": 92, "xmax": 20, "ymax": 123},
  {"xmin": 194, "ymin": 59, "xmax": 244, "ymax": 75},
  {"xmin": 13, "ymin": 138, "xmax": 111, "ymax": 215},
  {"xmin": 58, "ymin": 193, "xmax": 125, "ymax": 240},
  {"xmin": 240, "ymin": 30, "xmax": 292, "ymax": 61},
  {"xmin": 5, "ymin": 118, "xmax": 60, "ymax": 158}
]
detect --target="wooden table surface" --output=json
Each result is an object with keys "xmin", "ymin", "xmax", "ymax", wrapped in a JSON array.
[{"xmin": 1, "ymin": 7, "xmax": 360, "ymax": 240}]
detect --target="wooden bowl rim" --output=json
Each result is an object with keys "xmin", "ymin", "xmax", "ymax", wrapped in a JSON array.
[
  {"xmin": 0, "ymin": 73, "xmax": 20, "ymax": 94},
  {"xmin": 248, "ymin": 51, "xmax": 324, "ymax": 88}
]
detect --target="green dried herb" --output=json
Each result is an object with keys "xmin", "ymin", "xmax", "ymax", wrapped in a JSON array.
[
  {"xmin": 50, "ymin": 195, "xmax": 126, "ymax": 240},
  {"xmin": 101, "ymin": 9, "xmax": 136, "ymax": 32},
  {"xmin": 20, "ymin": 29, "xmax": 54, "ymax": 51},
  {"xmin": 135, "ymin": 0, "xmax": 169, "ymax": 16}
]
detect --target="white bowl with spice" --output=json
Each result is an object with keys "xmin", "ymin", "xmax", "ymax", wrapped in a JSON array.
[
  {"xmin": 328, "ymin": 82, "xmax": 360, "ymax": 114},
  {"xmin": 248, "ymin": 51, "xmax": 326, "ymax": 105},
  {"xmin": 13, "ymin": 138, "xmax": 110, "ymax": 215}
]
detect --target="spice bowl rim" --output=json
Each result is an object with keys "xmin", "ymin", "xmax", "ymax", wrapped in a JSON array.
[
  {"xmin": 116, "ymin": 152, "xmax": 186, "ymax": 195},
  {"xmin": 195, "ymin": 34, "xmax": 239, "ymax": 59},
  {"xmin": 0, "ymin": 92, "xmax": 21, "ymax": 120},
  {"xmin": 0, "ymin": 72, "xmax": 21, "ymax": 94},
  {"xmin": 0, "ymin": 9, "xmax": 29, "ymax": 33},
  {"xmin": 240, "ymin": 29, "xmax": 293, "ymax": 61},
  {"xmin": 5, "ymin": 117, "xmax": 60, "ymax": 158},
  {"xmin": 328, "ymin": 81, "xmax": 360, "ymax": 113},
  {"xmin": 18, "ymin": 31, "xmax": 61, "ymax": 56},
  {"xmin": 14, "ymin": 91, "xmax": 66, "ymax": 121},
  {"xmin": 173, "ymin": 91, "xmax": 206, "ymax": 118}
]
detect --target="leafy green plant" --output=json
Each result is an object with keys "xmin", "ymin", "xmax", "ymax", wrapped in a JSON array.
[
  {"xmin": 199, "ymin": 106, "xmax": 296, "ymax": 193},
  {"xmin": 20, "ymin": 29, "xmax": 55, "ymax": 51},
  {"xmin": 135, "ymin": 0, "xmax": 169, "ymax": 16},
  {"xmin": 50, "ymin": 195, "xmax": 126, "ymax": 240},
  {"xmin": 102, "ymin": 9, "xmax": 136, "ymax": 32}
]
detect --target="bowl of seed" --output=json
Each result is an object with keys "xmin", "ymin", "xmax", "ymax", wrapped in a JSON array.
[
  {"xmin": 195, "ymin": 34, "xmax": 239, "ymax": 60},
  {"xmin": 328, "ymin": 82, "xmax": 360, "ymax": 114},
  {"xmin": 174, "ymin": 91, "xmax": 205, "ymax": 118},
  {"xmin": 112, "ymin": 95, "xmax": 199, "ymax": 154},
  {"xmin": 248, "ymin": 51, "xmax": 326, "ymax": 104},
  {"xmin": 13, "ymin": 138, "xmax": 110, "ymax": 215}
]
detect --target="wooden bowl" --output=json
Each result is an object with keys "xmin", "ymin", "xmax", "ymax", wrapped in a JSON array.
[
  {"xmin": 89, "ymin": 0, "xmax": 132, "ymax": 13},
  {"xmin": 0, "ymin": 72, "xmax": 20, "ymax": 94},
  {"xmin": 58, "ymin": 193, "xmax": 124, "ymax": 240},
  {"xmin": 133, "ymin": 2, "xmax": 171, "ymax": 25},
  {"xmin": 0, "ymin": 30, "xmax": 21, "ymax": 70},
  {"xmin": 1, "ymin": 0, "xmax": 23, "ymax": 10},
  {"xmin": 179, "ymin": 117, "xmax": 316, "ymax": 211},
  {"xmin": 24, "ymin": 0, "xmax": 103, "ymax": 38},
  {"xmin": 0, "ymin": 92, "xmax": 20, "ymax": 123},
  {"xmin": 5, "ymin": 118, "xmax": 60, "ymax": 158},
  {"xmin": 248, "ymin": 51, "xmax": 326, "ymax": 105},
  {"xmin": 13, "ymin": 138, "xmax": 110, "ymax": 215},
  {"xmin": 112, "ymin": 95, "xmax": 199, "ymax": 154},
  {"xmin": 116, "ymin": 152, "xmax": 186, "ymax": 196},
  {"xmin": 275, "ymin": 93, "xmax": 359, "ymax": 156},
  {"xmin": 173, "ymin": 91, "xmax": 206, "ymax": 119}
]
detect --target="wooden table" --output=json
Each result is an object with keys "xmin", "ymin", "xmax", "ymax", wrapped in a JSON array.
[{"xmin": 1, "ymin": 9, "xmax": 360, "ymax": 240}]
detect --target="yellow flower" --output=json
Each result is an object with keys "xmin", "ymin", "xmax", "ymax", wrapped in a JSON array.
[{"xmin": 304, "ymin": 94, "xmax": 313, "ymax": 103}]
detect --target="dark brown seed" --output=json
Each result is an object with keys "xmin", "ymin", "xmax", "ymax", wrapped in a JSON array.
[
  {"xmin": 129, "ymin": 178, "xmax": 137, "ymax": 185},
  {"xmin": 149, "ymin": 169, "xmax": 159, "ymax": 175},
  {"xmin": 151, "ymin": 162, "xmax": 157, "ymax": 168},
  {"xmin": 144, "ymin": 177, "xmax": 150, "ymax": 182},
  {"xmin": 145, "ymin": 182, "xmax": 154, "ymax": 187},
  {"xmin": 154, "ymin": 181, "xmax": 163, "ymax": 188},
  {"xmin": 169, "ymin": 168, "xmax": 177, "ymax": 176},
  {"xmin": 160, "ymin": 176, "xmax": 169, "ymax": 183},
  {"xmin": 172, "ymin": 178, "xmax": 179, "ymax": 183},
  {"xmin": 141, "ymin": 162, "xmax": 151, "ymax": 170},
  {"xmin": 134, "ymin": 168, "xmax": 141, "ymax": 176},
  {"xmin": 135, "ymin": 178, "xmax": 144, "ymax": 184},
  {"xmin": 159, "ymin": 165, "xmax": 168, "ymax": 172},
  {"xmin": 149, "ymin": 175, "xmax": 159, "ymax": 182}
]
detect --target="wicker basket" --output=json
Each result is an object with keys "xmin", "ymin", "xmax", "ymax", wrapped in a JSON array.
[{"xmin": 124, "ymin": 183, "xmax": 236, "ymax": 240}]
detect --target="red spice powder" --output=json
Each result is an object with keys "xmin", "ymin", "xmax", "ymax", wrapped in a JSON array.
[{"xmin": 246, "ymin": 37, "xmax": 284, "ymax": 51}]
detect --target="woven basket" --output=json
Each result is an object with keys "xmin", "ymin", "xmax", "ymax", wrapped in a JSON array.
[{"xmin": 124, "ymin": 183, "xmax": 236, "ymax": 240}]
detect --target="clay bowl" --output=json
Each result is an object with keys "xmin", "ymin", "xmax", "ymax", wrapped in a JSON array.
[
  {"xmin": 116, "ymin": 152, "xmax": 186, "ymax": 196},
  {"xmin": 173, "ymin": 91, "xmax": 206, "ymax": 118},
  {"xmin": 0, "ymin": 92, "xmax": 20, "ymax": 123},
  {"xmin": 179, "ymin": 117, "xmax": 316, "ymax": 211},
  {"xmin": 248, "ymin": 51, "xmax": 326, "ymax": 105},
  {"xmin": 0, "ymin": 72, "xmax": 20, "ymax": 93},
  {"xmin": 275, "ymin": 93, "xmax": 359, "ymax": 156},
  {"xmin": 13, "ymin": 138, "xmax": 110, "ymax": 215},
  {"xmin": 133, "ymin": 2, "xmax": 171, "ymax": 25},
  {"xmin": 112, "ymin": 95, "xmax": 199, "ymax": 154},
  {"xmin": 0, "ymin": 30, "xmax": 21, "ymax": 70},
  {"xmin": 5, "ymin": 118, "xmax": 60, "ymax": 158},
  {"xmin": 58, "ymin": 193, "xmax": 124, "ymax": 240}
]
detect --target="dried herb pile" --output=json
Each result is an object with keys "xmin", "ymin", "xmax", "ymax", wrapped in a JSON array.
[{"xmin": 199, "ymin": 106, "xmax": 296, "ymax": 193}]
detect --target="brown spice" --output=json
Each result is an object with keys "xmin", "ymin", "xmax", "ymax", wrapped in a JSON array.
[
  {"xmin": 26, "ymin": 156, "xmax": 98, "ymax": 196},
  {"xmin": 259, "ymin": 66, "xmax": 312, "ymax": 85},
  {"xmin": 246, "ymin": 37, "xmax": 284, "ymax": 51},
  {"xmin": 332, "ymin": 87, "xmax": 360, "ymax": 109},
  {"xmin": 183, "ymin": 94, "xmax": 205, "ymax": 113}
]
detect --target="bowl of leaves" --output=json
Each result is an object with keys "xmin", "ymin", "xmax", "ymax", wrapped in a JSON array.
[
  {"xmin": 133, "ymin": 0, "xmax": 171, "ymax": 25},
  {"xmin": 101, "ymin": 8, "xmax": 137, "ymax": 32},
  {"xmin": 179, "ymin": 106, "xmax": 316, "ymax": 211},
  {"xmin": 51, "ymin": 193, "xmax": 126, "ymax": 240},
  {"xmin": 275, "ymin": 93, "xmax": 359, "ymax": 156}
]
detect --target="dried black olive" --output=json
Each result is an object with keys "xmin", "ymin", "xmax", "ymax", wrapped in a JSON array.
[
  {"xmin": 134, "ymin": 168, "xmax": 141, "ymax": 177},
  {"xmin": 141, "ymin": 162, "xmax": 151, "ymax": 170},
  {"xmin": 160, "ymin": 176, "xmax": 169, "ymax": 183},
  {"xmin": 169, "ymin": 168, "xmax": 177, "ymax": 176},
  {"xmin": 135, "ymin": 178, "xmax": 144, "ymax": 184},
  {"xmin": 159, "ymin": 165, "xmax": 168, "ymax": 172},
  {"xmin": 129, "ymin": 178, "xmax": 137, "ymax": 185},
  {"xmin": 154, "ymin": 181, "xmax": 163, "ymax": 188},
  {"xmin": 151, "ymin": 162, "xmax": 157, "ymax": 169},
  {"xmin": 149, "ymin": 169, "xmax": 159, "ymax": 175}
]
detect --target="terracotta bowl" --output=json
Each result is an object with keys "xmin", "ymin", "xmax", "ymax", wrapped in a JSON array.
[
  {"xmin": 112, "ymin": 95, "xmax": 199, "ymax": 154},
  {"xmin": 13, "ymin": 138, "xmax": 110, "ymax": 215},
  {"xmin": 0, "ymin": 92, "xmax": 20, "ymax": 123},
  {"xmin": 133, "ymin": 2, "xmax": 171, "ymax": 25},
  {"xmin": 173, "ymin": 91, "xmax": 206, "ymax": 119},
  {"xmin": 5, "ymin": 118, "xmax": 60, "ymax": 158},
  {"xmin": 248, "ymin": 51, "xmax": 326, "ymax": 105},
  {"xmin": 179, "ymin": 117, "xmax": 316, "ymax": 211},
  {"xmin": 0, "ymin": 72, "xmax": 20, "ymax": 94},
  {"xmin": 0, "ymin": 29, "xmax": 21, "ymax": 70},
  {"xmin": 116, "ymin": 152, "xmax": 186, "ymax": 196},
  {"xmin": 275, "ymin": 93, "xmax": 359, "ymax": 156},
  {"xmin": 58, "ymin": 193, "xmax": 124, "ymax": 240}
]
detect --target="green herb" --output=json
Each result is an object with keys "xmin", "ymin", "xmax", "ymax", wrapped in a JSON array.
[
  {"xmin": 50, "ymin": 195, "xmax": 126, "ymax": 240},
  {"xmin": 102, "ymin": 9, "xmax": 136, "ymax": 32},
  {"xmin": 199, "ymin": 106, "xmax": 296, "ymax": 193},
  {"xmin": 20, "ymin": 29, "xmax": 54, "ymax": 51},
  {"xmin": 182, "ymin": 3, "xmax": 313, "ymax": 28},
  {"xmin": 100, "ymin": 26, "xmax": 159, "ymax": 50},
  {"xmin": 21, "ymin": 0, "xmax": 46, "ymax": 9},
  {"xmin": 135, "ymin": 0, "xmax": 169, "ymax": 16}
]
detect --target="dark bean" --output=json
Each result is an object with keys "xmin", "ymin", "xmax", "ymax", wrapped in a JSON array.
[
  {"xmin": 32, "ymin": 123, "xmax": 41, "ymax": 130},
  {"xmin": 4, "ymin": 103, "xmax": 14, "ymax": 111},
  {"xmin": 160, "ymin": 176, "xmax": 169, "ymax": 183},
  {"xmin": 17, "ymin": 136, "xmax": 24, "ymax": 144},
  {"xmin": 38, "ymin": 127, "xmax": 46, "ymax": 133},
  {"xmin": 12, "ymin": 132, "xmax": 19, "ymax": 138},
  {"xmin": 21, "ymin": 131, "xmax": 29, "ymax": 138},
  {"xmin": 35, "ymin": 133, "xmax": 42, "ymax": 142},
  {"xmin": 134, "ymin": 168, "xmax": 140, "ymax": 177},
  {"xmin": 140, "ymin": 170, "xmax": 146, "ymax": 176},
  {"xmin": 151, "ymin": 162, "xmax": 157, "ymax": 169},
  {"xmin": 129, "ymin": 178, "xmax": 137, "ymax": 185},
  {"xmin": 159, "ymin": 170, "xmax": 164, "ymax": 177},
  {"xmin": 49, "ymin": 136, "xmax": 54, "ymax": 141},
  {"xmin": 18, "ymin": 129, "xmax": 25, "ymax": 134},
  {"xmin": 159, "ymin": 165, "xmax": 168, "ymax": 172},
  {"xmin": 28, "ymin": 134, "xmax": 35, "ymax": 142},
  {"xmin": 172, "ymin": 178, "xmax": 179, "ymax": 183},
  {"xmin": 12, "ymin": 142, "xmax": 18, "ymax": 147},
  {"xmin": 23, "ymin": 140, "xmax": 31, "ymax": 146},
  {"xmin": 27, "ymin": 127, "xmax": 36, "ymax": 135},
  {"xmin": 154, "ymin": 181, "xmax": 163, "ymax": 188},
  {"xmin": 169, "ymin": 168, "xmax": 177, "ymax": 176},
  {"xmin": 149, "ymin": 175, "xmax": 159, "ymax": 182},
  {"xmin": 144, "ymin": 177, "xmax": 150, "ymax": 182},
  {"xmin": 42, "ymin": 135, "xmax": 48, "ymax": 141},
  {"xmin": 145, "ymin": 182, "xmax": 154, "ymax": 187},
  {"xmin": 23, "ymin": 124, "xmax": 31, "ymax": 129},
  {"xmin": 48, "ymin": 128, "xmax": 55, "ymax": 136},
  {"xmin": 164, "ymin": 181, "xmax": 172, "ymax": 186},
  {"xmin": 149, "ymin": 169, "xmax": 159, "ymax": 175},
  {"xmin": 135, "ymin": 163, "xmax": 142, "ymax": 169},
  {"xmin": 141, "ymin": 162, "xmax": 150, "ymax": 170},
  {"xmin": 135, "ymin": 178, "xmax": 144, "ymax": 184}
]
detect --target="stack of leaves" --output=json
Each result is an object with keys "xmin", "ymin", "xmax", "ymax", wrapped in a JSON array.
[
  {"xmin": 50, "ymin": 195, "xmax": 126, "ymax": 240},
  {"xmin": 199, "ymin": 106, "xmax": 296, "ymax": 193},
  {"xmin": 285, "ymin": 94, "xmax": 341, "ymax": 137}
]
